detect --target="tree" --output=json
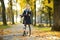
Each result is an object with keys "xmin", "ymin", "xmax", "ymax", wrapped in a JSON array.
[
  {"xmin": 48, "ymin": 0, "xmax": 51, "ymax": 3},
  {"xmin": 0, "ymin": 0, "xmax": 7, "ymax": 25},
  {"xmin": 46, "ymin": 6, "xmax": 52, "ymax": 27},
  {"xmin": 52, "ymin": 0, "xmax": 60, "ymax": 31},
  {"xmin": 34, "ymin": 0, "xmax": 36, "ymax": 26},
  {"xmin": 19, "ymin": 0, "xmax": 27, "ymax": 13},
  {"xmin": 9, "ymin": 0, "xmax": 14, "ymax": 24}
]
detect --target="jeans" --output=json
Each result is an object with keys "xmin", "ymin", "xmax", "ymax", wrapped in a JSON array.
[{"xmin": 23, "ymin": 24, "xmax": 31, "ymax": 36}]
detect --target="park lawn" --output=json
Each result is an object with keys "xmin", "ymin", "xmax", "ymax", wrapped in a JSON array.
[
  {"xmin": 34, "ymin": 26, "xmax": 51, "ymax": 32},
  {"xmin": 33, "ymin": 26, "xmax": 60, "ymax": 37},
  {"xmin": 0, "ymin": 25, "xmax": 11, "ymax": 29}
]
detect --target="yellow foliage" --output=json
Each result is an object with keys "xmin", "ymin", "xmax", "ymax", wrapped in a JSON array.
[
  {"xmin": 17, "ymin": 0, "xmax": 35, "ymax": 13},
  {"xmin": 43, "ymin": 0, "xmax": 53, "ymax": 8},
  {"xmin": 43, "ymin": 0, "xmax": 53, "ymax": 13}
]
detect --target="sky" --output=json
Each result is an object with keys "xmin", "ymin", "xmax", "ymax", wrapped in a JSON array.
[
  {"xmin": 0, "ymin": 2, "xmax": 1, "ymax": 6},
  {"xmin": 36, "ymin": 0, "xmax": 43, "ymax": 11},
  {"xmin": 36, "ymin": 0, "xmax": 40, "ymax": 11},
  {"xmin": 4, "ymin": 0, "xmax": 21, "ymax": 22},
  {"xmin": 3, "ymin": 0, "xmax": 43, "ymax": 11},
  {"xmin": 4, "ymin": 0, "xmax": 20, "ymax": 10},
  {"xmin": 4, "ymin": 0, "xmax": 9, "ymax": 8}
]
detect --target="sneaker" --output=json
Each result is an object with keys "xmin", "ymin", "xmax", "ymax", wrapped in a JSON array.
[
  {"xmin": 29, "ymin": 35, "xmax": 32, "ymax": 37},
  {"xmin": 22, "ymin": 31, "xmax": 26, "ymax": 36},
  {"xmin": 22, "ymin": 34, "xmax": 26, "ymax": 36}
]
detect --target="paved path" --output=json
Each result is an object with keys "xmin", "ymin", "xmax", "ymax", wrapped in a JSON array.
[
  {"xmin": 3, "ymin": 24, "xmax": 33, "ymax": 36},
  {"xmin": 0, "ymin": 24, "xmax": 60, "ymax": 40}
]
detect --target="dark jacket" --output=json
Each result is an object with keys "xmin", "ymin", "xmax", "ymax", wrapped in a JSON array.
[{"xmin": 22, "ymin": 10, "xmax": 32, "ymax": 24}]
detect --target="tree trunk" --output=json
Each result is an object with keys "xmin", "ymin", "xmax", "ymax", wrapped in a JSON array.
[
  {"xmin": 16, "ymin": 0, "xmax": 17, "ymax": 23},
  {"xmin": 9, "ymin": 0, "xmax": 14, "ymax": 24},
  {"xmin": 34, "ymin": 0, "xmax": 36, "ymax": 26},
  {"xmin": 48, "ymin": 11, "xmax": 51, "ymax": 27},
  {"xmin": 46, "ymin": 6, "xmax": 52, "ymax": 27},
  {"xmin": 0, "ymin": 0, "xmax": 7, "ymax": 25},
  {"xmin": 52, "ymin": 0, "xmax": 60, "ymax": 31}
]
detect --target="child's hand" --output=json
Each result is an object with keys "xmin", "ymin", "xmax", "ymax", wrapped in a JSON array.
[
  {"xmin": 29, "ymin": 14, "xmax": 30, "ymax": 16},
  {"xmin": 20, "ymin": 15, "xmax": 23, "ymax": 18}
]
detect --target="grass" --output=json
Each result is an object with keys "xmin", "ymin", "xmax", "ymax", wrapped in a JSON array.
[
  {"xmin": 34, "ymin": 26, "xmax": 51, "ymax": 32},
  {"xmin": 0, "ymin": 25, "xmax": 11, "ymax": 29},
  {"xmin": 34, "ymin": 26, "xmax": 60, "ymax": 37}
]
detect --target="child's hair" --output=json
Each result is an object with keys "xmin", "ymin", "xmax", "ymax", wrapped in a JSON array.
[
  {"xmin": 25, "ymin": 4, "xmax": 31, "ymax": 10},
  {"xmin": 26, "ymin": 4, "xmax": 30, "ymax": 7}
]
